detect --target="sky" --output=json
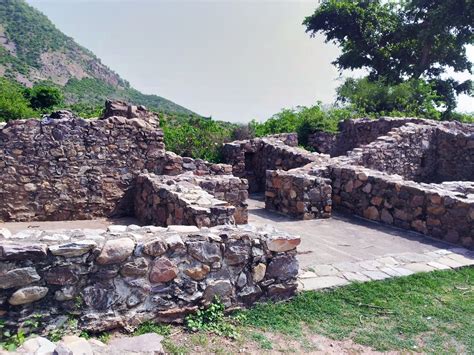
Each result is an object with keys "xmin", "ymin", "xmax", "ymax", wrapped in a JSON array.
[{"xmin": 27, "ymin": 0, "xmax": 473, "ymax": 123}]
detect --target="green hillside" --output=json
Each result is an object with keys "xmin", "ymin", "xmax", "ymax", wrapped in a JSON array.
[{"xmin": 0, "ymin": 0, "xmax": 195, "ymax": 115}]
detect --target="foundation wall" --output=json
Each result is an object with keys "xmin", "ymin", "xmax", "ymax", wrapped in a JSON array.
[{"xmin": 308, "ymin": 117, "xmax": 425, "ymax": 156}]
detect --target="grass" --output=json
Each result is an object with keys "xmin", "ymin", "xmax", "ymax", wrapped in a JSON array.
[
  {"xmin": 241, "ymin": 267, "xmax": 473, "ymax": 354},
  {"xmin": 6, "ymin": 268, "xmax": 469, "ymax": 353}
]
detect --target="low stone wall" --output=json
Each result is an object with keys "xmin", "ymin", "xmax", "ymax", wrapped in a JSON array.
[
  {"xmin": 162, "ymin": 151, "xmax": 233, "ymax": 177},
  {"xmin": 222, "ymin": 135, "xmax": 328, "ymax": 192},
  {"xmin": 347, "ymin": 123, "xmax": 438, "ymax": 181},
  {"xmin": 134, "ymin": 175, "xmax": 236, "ymax": 228},
  {"xmin": 190, "ymin": 175, "xmax": 249, "ymax": 224},
  {"xmin": 265, "ymin": 169, "xmax": 332, "ymax": 219},
  {"xmin": 331, "ymin": 165, "xmax": 474, "ymax": 248},
  {"xmin": 0, "ymin": 225, "xmax": 300, "ymax": 333}
]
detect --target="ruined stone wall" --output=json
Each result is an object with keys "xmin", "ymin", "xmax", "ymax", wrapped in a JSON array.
[
  {"xmin": 190, "ymin": 175, "xmax": 249, "ymax": 224},
  {"xmin": 0, "ymin": 225, "xmax": 300, "ymax": 333},
  {"xmin": 308, "ymin": 117, "xmax": 425, "ymax": 156},
  {"xmin": 265, "ymin": 169, "xmax": 332, "ymax": 219},
  {"xmin": 347, "ymin": 123, "xmax": 439, "ymax": 181},
  {"xmin": 133, "ymin": 175, "xmax": 236, "ymax": 228},
  {"xmin": 307, "ymin": 131, "xmax": 336, "ymax": 154},
  {"xmin": 344, "ymin": 122, "xmax": 473, "ymax": 183},
  {"xmin": 0, "ymin": 103, "xmax": 233, "ymax": 222},
  {"xmin": 331, "ymin": 165, "xmax": 474, "ymax": 249},
  {"xmin": 0, "ymin": 115, "xmax": 164, "ymax": 222},
  {"xmin": 434, "ymin": 126, "xmax": 474, "ymax": 182},
  {"xmin": 222, "ymin": 136, "xmax": 328, "ymax": 192}
]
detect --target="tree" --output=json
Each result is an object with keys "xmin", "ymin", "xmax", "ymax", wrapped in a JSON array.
[
  {"xmin": 25, "ymin": 84, "xmax": 63, "ymax": 111},
  {"xmin": 304, "ymin": 0, "xmax": 473, "ymax": 116},
  {"xmin": 0, "ymin": 78, "xmax": 36, "ymax": 122}
]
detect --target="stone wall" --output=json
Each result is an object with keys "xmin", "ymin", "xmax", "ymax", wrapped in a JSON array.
[
  {"xmin": 347, "ymin": 123, "xmax": 439, "ymax": 181},
  {"xmin": 308, "ymin": 117, "xmax": 425, "ymax": 157},
  {"xmin": 265, "ymin": 169, "xmax": 332, "ymax": 219},
  {"xmin": 345, "ymin": 122, "xmax": 473, "ymax": 182},
  {"xmin": 222, "ymin": 135, "xmax": 329, "ymax": 192},
  {"xmin": 0, "ymin": 102, "xmax": 233, "ymax": 222},
  {"xmin": 0, "ymin": 225, "xmax": 300, "ymax": 333},
  {"xmin": 307, "ymin": 131, "xmax": 336, "ymax": 154},
  {"xmin": 435, "ymin": 125, "xmax": 474, "ymax": 182},
  {"xmin": 190, "ymin": 175, "xmax": 249, "ymax": 224},
  {"xmin": 133, "ymin": 174, "xmax": 236, "ymax": 228},
  {"xmin": 331, "ymin": 165, "xmax": 474, "ymax": 248},
  {"xmin": 0, "ymin": 113, "xmax": 163, "ymax": 222}
]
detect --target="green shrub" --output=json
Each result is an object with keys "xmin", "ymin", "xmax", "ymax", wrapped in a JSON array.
[
  {"xmin": 249, "ymin": 103, "xmax": 353, "ymax": 148},
  {"xmin": 185, "ymin": 297, "xmax": 240, "ymax": 338},
  {"xmin": 161, "ymin": 114, "xmax": 237, "ymax": 163},
  {"xmin": 337, "ymin": 77, "xmax": 442, "ymax": 120},
  {"xmin": 0, "ymin": 78, "xmax": 36, "ymax": 121},
  {"xmin": 25, "ymin": 83, "xmax": 63, "ymax": 111}
]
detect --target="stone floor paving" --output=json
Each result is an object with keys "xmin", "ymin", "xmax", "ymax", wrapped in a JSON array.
[
  {"xmin": 2, "ymin": 196, "xmax": 472, "ymax": 293},
  {"xmin": 247, "ymin": 196, "xmax": 474, "ymax": 291}
]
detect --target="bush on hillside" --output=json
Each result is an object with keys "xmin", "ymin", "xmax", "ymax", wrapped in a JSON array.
[
  {"xmin": 0, "ymin": 78, "xmax": 36, "ymax": 122},
  {"xmin": 24, "ymin": 83, "xmax": 63, "ymax": 111}
]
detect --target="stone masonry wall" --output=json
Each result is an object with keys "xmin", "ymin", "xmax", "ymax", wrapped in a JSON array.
[
  {"xmin": 308, "ymin": 117, "xmax": 425, "ymax": 156},
  {"xmin": 133, "ymin": 175, "xmax": 236, "ymax": 228},
  {"xmin": 0, "ymin": 102, "xmax": 233, "ymax": 222},
  {"xmin": 222, "ymin": 135, "xmax": 329, "ymax": 192},
  {"xmin": 190, "ymin": 175, "xmax": 249, "ymax": 224},
  {"xmin": 435, "ymin": 126, "xmax": 474, "ymax": 182},
  {"xmin": 347, "ymin": 123, "xmax": 439, "ymax": 181},
  {"xmin": 0, "ymin": 113, "xmax": 164, "ymax": 222},
  {"xmin": 265, "ymin": 169, "xmax": 332, "ymax": 219},
  {"xmin": 345, "ymin": 122, "xmax": 473, "ymax": 182},
  {"xmin": 331, "ymin": 165, "xmax": 474, "ymax": 249},
  {"xmin": 0, "ymin": 225, "xmax": 300, "ymax": 333}
]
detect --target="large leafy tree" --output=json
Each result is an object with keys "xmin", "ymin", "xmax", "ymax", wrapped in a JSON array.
[{"xmin": 304, "ymin": 0, "xmax": 473, "ymax": 115}]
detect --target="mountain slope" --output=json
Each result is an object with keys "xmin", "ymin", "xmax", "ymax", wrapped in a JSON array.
[{"xmin": 0, "ymin": 0, "xmax": 195, "ymax": 115}]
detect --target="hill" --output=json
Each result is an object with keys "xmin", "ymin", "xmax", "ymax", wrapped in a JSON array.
[{"xmin": 0, "ymin": 0, "xmax": 195, "ymax": 115}]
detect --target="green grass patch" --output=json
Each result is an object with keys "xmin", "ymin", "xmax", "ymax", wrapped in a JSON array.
[{"xmin": 241, "ymin": 268, "xmax": 473, "ymax": 353}]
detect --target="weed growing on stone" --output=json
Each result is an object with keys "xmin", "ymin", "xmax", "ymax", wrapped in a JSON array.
[
  {"xmin": 185, "ymin": 297, "xmax": 240, "ymax": 339},
  {"xmin": 0, "ymin": 320, "xmax": 27, "ymax": 351},
  {"xmin": 133, "ymin": 322, "xmax": 172, "ymax": 337}
]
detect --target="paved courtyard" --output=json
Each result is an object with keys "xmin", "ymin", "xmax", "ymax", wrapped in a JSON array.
[
  {"xmin": 248, "ymin": 196, "xmax": 474, "ymax": 291},
  {"xmin": 2, "ymin": 197, "xmax": 472, "ymax": 293}
]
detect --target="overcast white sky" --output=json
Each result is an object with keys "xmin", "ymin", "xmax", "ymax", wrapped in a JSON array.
[{"xmin": 27, "ymin": 0, "xmax": 473, "ymax": 122}]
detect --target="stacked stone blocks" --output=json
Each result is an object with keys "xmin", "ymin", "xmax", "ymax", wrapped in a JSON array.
[{"xmin": 0, "ymin": 225, "xmax": 300, "ymax": 333}]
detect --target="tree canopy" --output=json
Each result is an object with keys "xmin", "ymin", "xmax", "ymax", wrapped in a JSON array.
[
  {"xmin": 25, "ymin": 84, "xmax": 63, "ymax": 111},
  {"xmin": 304, "ymin": 0, "xmax": 473, "ymax": 115}
]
